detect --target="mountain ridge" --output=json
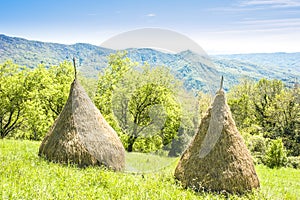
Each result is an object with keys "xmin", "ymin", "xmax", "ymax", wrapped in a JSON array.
[{"xmin": 1, "ymin": 34, "xmax": 299, "ymax": 92}]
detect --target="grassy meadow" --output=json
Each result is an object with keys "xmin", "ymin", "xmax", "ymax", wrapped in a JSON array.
[{"xmin": 1, "ymin": 139, "xmax": 299, "ymax": 200}]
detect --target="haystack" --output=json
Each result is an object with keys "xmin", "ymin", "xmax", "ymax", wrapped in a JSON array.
[
  {"xmin": 39, "ymin": 77, "xmax": 125, "ymax": 171},
  {"xmin": 174, "ymin": 82, "xmax": 259, "ymax": 193}
]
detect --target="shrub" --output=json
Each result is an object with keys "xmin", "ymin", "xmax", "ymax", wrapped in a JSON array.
[
  {"xmin": 286, "ymin": 156, "xmax": 300, "ymax": 169},
  {"xmin": 132, "ymin": 135, "xmax": 163, "ymax": 153},
  {"xmin": 241, "ymin": 132, "xmax": 268, "ymax": 164},
  {"xmin": 264, "ymin": 139, "xmax": 287, "ymax": 168}
]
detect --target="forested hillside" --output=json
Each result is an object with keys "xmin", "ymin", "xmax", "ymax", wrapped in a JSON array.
[{"xmin": 1, "ymin": 34, "xmax": 299, "ymax": 92}]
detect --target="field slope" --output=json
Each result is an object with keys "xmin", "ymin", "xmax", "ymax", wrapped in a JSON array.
[{"xmin": 1, "ymin": 139, "xmax": 300, "ymax": 199}]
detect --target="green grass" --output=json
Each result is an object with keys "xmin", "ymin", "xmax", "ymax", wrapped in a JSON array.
[
  {"xmin": 1, "ymin": 139, "xmax": 299, "ymax": 200},
  {"xmin": 125, "ymin": 152, "xmax": 178, "ymax": 173},
  {"xmin": 257, "ymin": 165, "xmax": 300, "ymax": 200}
]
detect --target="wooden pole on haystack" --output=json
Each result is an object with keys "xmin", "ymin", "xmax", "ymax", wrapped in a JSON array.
[
  {"xmin": 73, "ymin": 57, "xmax": 77, "ymax": 78},
  {"xmin": 220, "ymin": 75, "xmax": 223, "ymax": 91}
]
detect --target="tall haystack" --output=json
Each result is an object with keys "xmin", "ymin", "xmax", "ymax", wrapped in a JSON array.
[
  {"xmin": 39, "ymin": 76, "xmax": 125, "ymax": 171},
  {"xmin": 174, "ymin": 82, "xmax": 259, "ymax": 193}
]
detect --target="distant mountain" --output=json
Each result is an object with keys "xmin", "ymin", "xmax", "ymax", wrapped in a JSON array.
[
  {"xmin": 215, "ymin": 53, "xmax": 300, "ymax": 84},
  {"xmin": 1, "ymin": 34, "xmax": 299, "ymax": 92},
  {"xmin": 0, "ymin": 34, "xmax": 113, "ymax": 75}
]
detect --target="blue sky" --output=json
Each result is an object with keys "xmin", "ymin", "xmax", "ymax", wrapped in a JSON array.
[{"xmin": 1, "ymin": 0, "xmax": 300, "ymax": 54}]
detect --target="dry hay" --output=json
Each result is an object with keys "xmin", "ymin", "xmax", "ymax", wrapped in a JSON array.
[
  {"xmin": 39, "ymin": 79, "xmax": 125, "ymax": 171},
  {"xmin": 174, "ymin": 89, "xmax": 260, "ymax": 193}
]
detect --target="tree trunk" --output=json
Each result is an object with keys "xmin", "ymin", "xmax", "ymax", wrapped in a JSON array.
[
  {"xmin": 127, "ymin": 135, "xmax": 137, "ymax": 152},
  {"xmin": 127, "ymin": 141, "xmax": 134, "ymax": 152}
]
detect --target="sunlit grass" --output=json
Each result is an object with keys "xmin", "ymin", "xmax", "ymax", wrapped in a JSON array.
[
  {"xmin": 125, "ymin": 152, "xmax": 178, "ymax": 173},
  {"xmin": 256, "ymin": 165, "xmax": 300, "ymax": 200},
  {"xmin": 1, "ymin": 139, "xmax": 299, "ymax": 199}
]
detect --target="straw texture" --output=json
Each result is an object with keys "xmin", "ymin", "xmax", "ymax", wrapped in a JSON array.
[
  {"xmin": 175, "ymin": 90, "xmax": 259, "ymax": 193},
  {"xmin": 39, "ymin": 79, "xmax": 125, "ymax": 171}
]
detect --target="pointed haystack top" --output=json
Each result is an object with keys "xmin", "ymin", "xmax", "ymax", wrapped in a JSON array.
[
  {"xmin": 73, "ymin": 57, "xmax": 77, "ymax": 78},
  {"xmin": 39, "ymin": 77, "xmax": 125, "ymax": 171},
  {"xmin": 174, "ymin": 80, "xmax": 259, "ymax": 193}
]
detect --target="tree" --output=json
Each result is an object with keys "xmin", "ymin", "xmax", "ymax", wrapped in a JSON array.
[
  {"xmin": 228, "ymin": 78, "xmax": 300, "ymax": 156},
  {"xmin": 94, "ymin": 51, "xmax": 133, "ymax": 117},
  {"xmin": 251, "ymin": 79, "xmax": 284, "ymax": 134},
  {"xmin": 95, "ymin": 52, "xmax": 183, "ymax": 152},
  {"xmin": 41, "ymin": 61, "xmax": 74, "ymax": 116},
  {"xmin": 93, "ymin": 52, "xmax": 134, "ymax": 138},
  {"xmin": 0, "ymin": 61, "xmax": 28, "ymax": 138},
  {"xmin": 16, "ymin": 61, "xmax": 74, "ymax": 140},
  {"xmin": 228, "ymin": 79, "xmax": 255, "ymax": 129},
  {"xmin": 112, "ymin": 65, "xmax": 182, "ymax": 152},
  {"xmin": 0, "ymin": 60, "xmax": 74, "ymax": 140},
  {"xmin": 126, "ymin": 83, "xmax": 180, "ymax": 152},
  {"xmin": 268, "ymin": 88, "xmax": 300, "ymax": 156},
  {"xmin": 20, "ymin": 64, "xmax": 53, "ymax": 140}
]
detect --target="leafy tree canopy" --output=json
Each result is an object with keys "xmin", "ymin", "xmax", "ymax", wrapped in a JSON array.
[{"xmin": 95, "ymin": 52, "xmax": 185, "ymax": 153}]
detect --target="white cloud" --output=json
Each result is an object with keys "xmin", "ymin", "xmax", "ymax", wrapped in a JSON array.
[
  {"xmin": 209, "ymin": 0, "xmax": 300, "ymax": 12},
  {"xmin": 146, "ymin": 13, "xmax": 156, "ymax": 17},
  {"xmin": 235, "ymin": 18, "xmax": 300, "ymax": 30},
  {"xmin": 239, "ymin": 0, "xmax": 300, "ymax": 8}
]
